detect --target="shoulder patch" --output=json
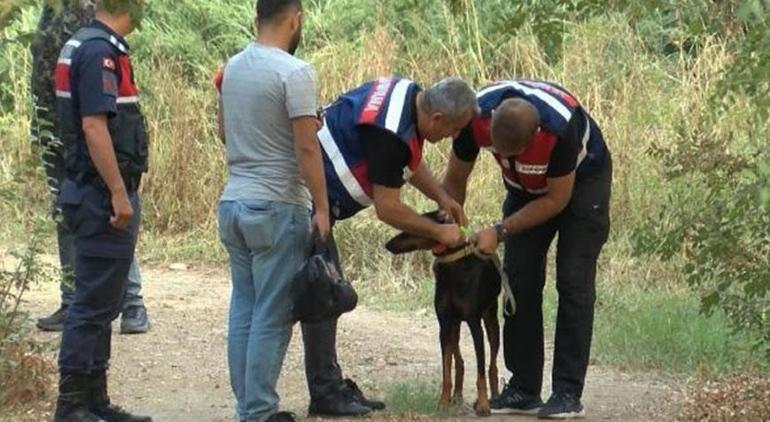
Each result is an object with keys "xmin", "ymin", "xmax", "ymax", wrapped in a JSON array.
[{"xmin": 102, "ymin": 70, "xmax": 118, "ymax": 97}]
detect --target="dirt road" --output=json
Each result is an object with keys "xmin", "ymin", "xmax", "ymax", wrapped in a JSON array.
[{"xmin": 20, "ymin": 265, "xmax": 680, "ymax": 421}]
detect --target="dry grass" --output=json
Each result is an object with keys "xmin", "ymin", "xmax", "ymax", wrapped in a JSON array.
[
  {"xmin": 0, "ymin": 14, "xmax": 742, "ymax": 288},
  {"xmin": 0, "ymin": 342, "xmax": 54, "ymax": 410}
]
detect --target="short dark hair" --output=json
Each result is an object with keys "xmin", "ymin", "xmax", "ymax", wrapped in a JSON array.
[
  {"xmin": 491, "ymin": 98, "xmax": 540, "ymax": 152},
  {"xmin": 256, "ymin": 0, "xmax": 302, "ymax": 25}
]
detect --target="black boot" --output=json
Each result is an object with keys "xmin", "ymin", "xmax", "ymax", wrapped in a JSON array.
[
  {"xmin": 53, "ymin": 374, "xmax": 106, "ymax": 422},
  {"xmin": 343, "ymin": 378, "xmax": 385, "ymax": 411},
  {"xmin": 308, "ymin": 382, "xmax": 371, "ymax": 417},
  {"xmin": 89, "ymin": 372, "xmax": 152, "ymax": 422},
  {"xmin": 37, "ymin": 304, "xmax": 69, "ymax": 332}
]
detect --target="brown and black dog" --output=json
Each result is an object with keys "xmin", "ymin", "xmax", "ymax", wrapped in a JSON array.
[{"xmin": 385, "ymin": 213, "xmax": 505, "ymax": 416}]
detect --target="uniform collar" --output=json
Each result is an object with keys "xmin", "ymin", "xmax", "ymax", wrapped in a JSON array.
[{"xmin": 90, "ymin": 19, "xmax": 130, "ymax": 52}]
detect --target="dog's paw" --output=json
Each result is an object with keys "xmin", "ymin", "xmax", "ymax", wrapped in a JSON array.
[{"xmin": 473, "ymin": 399, "xmax": 491, "ymax": 417}]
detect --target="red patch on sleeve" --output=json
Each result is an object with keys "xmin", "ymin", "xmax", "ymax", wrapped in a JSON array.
[{"xmin": 102, "ymin": 57, "xmax": 116, "ymax": 70}]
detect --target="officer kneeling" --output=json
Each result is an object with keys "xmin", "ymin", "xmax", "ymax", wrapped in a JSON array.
[{"xmin": 53, "ymin": 1, "xmax": 151, "ymax": 421}]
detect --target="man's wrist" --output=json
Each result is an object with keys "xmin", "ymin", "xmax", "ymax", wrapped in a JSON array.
[{"xmin": 494, "ymin": 222, "xmax": 508, "ymax": 243}]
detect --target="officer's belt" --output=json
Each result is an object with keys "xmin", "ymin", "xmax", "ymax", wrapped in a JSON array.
[{"xmin": 80, "ymin": 171, "xmax": 141, "ymax": 193}]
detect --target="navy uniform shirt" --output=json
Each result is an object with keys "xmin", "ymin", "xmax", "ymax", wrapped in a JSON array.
[{"xmin": 69, "ymin": 20, "xmax": 125, "ymax": 120}]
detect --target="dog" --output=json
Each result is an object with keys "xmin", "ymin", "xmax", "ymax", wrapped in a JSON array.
[{"xmin": 385, "ymin": 212, "xmax": 512, "ymax": 416}]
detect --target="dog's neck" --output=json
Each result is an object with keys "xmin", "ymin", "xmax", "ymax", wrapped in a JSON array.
[{"xmin": 433, "ymin": 242, "xmax": 476, "ymax": 263}]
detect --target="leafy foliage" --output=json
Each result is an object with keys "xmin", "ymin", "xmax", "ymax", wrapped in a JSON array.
[{"xmin": 633, "ymin": 0, "xmax": 770, "ymax": 351}]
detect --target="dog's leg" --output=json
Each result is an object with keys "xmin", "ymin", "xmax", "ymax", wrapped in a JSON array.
[
  {"xmin": 451, "ymin": 322, "xmax": 464, "ymax": 403},
  {"xmin": 438, "ymin": 317, "xmax": 454, "ymax": 407},
  {"xmin": 483, "ymin": 305, "xmax": 501, "ymax": 399},
  {"xmin": 468, "ymin": 319, "xmax": 490, "ymax": 416}
]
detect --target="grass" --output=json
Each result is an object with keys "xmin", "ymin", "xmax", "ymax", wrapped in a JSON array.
[
  {"xmin": 593, "ymin": 288, "xmax": 767, "ymax": 378},
  {"xmin": 384, "ymin": 379, "xmax": 465, "ymax": 418}
]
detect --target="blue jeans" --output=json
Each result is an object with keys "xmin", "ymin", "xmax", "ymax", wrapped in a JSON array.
[{"xmin": 218, "ymin": 200, "xmax": 311, "ymax": 422}]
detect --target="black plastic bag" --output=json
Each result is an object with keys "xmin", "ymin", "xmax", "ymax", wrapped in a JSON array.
[{"xmin": 291, "ymin": 238, "xmax": 357, "ymax": 323}]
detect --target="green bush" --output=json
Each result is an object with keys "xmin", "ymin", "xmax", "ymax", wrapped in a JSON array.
[{"xmin": 632, "ymin": 0, "xmax": 770, "ymax": 352}]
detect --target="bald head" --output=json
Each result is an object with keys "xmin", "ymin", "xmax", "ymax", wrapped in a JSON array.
[{"xmin": 491, "ymin": 98, "xmax": 540, "ymax": 155}]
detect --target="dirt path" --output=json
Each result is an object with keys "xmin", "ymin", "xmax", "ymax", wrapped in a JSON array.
[{"xmin": 20, "ymin": 265, "xmax": 680, "ymax": 421}]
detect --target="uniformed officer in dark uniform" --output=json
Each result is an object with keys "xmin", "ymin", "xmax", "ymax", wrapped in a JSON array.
[
  {"xmin": 444, "ymin": 80, "xmax": 612, "ymax": 419},
  {"xmin": 31, "ymin": 0, "xmax": 151, "ymax": 335},
  {"xmin": 52, "ymin": 1, "xmax": 151, "ymax": 421}
]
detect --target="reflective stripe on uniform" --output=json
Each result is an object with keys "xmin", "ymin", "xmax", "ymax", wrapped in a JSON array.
[{"xmin": 318, "ymin": 120, "xmax": 373, "ymax": 207}]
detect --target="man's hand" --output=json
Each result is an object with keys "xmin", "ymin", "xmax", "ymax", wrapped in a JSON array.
[
  {"xmin": 436, "ymin": 223, "xmax": 465, "ymax": 247},
  {"xmin": 475, "ymin": 227, "xmax": 499, "ymax": 255},
  {"xmin": 312, "ymin": 210, "xmax": 330, "ymax": 241},
  {"xmin": 437, "ymin": 194, "xmax": 468, "ymax": 226},
  {"xmin": 110, "ymin": 190, "xmax": 134, "ymax": 229}
]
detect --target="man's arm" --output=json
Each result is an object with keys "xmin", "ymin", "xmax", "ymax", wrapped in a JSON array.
[
  {"xmin": 409, "ymin": 162, "xmax": 467, "ymax": 225},
  {"xmin": 443, "ymin": 125, "xmax": 479, "ymax": 205},
  {"xmin": 293, "ymin": 116, "xmax": 329, "ymax": 238},
  {"xmin": 285, "ymin": 65, "xmax": 329, "ymax": 238},
  {"xmin": 475, "ymin": 172, "xmax": 574, "ymax": 254},
  {"xmin": 442, "ymin": 151, "xmax": 475, "ymax": 206},
  {"xmin": 503, "ymin": 172, "xmax": 574, "ymax": 233},
  {"xmin": 82, "ymin": 114, "xmax": 133, "ymax": 229},
  {"xmin": 373, "ymin": 184, "xmax": 462, "ymax": 246},
  {"xmin": 217, "ymin": 94, "xmax": 225, "ymax": 144},
  {"xmin": 214, "ymin": 66, "xmax": 225, "ymax": 144}
]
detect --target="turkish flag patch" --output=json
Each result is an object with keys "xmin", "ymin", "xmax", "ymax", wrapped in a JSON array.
[{"xmin": 102, "ymin": 57, "xmax": 116, "ymax": 70}]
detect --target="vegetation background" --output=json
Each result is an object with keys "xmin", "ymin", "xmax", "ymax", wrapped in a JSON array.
[{"xmin": 1, "ymin": 0, "xmax": 768, "ymax": 418}]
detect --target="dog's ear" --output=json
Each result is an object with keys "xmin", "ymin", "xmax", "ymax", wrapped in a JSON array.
[
  {"xmin": 385, "ymin": 232, "xmax": 436, "ymax": 254},
  {"xmin": 384, "ymin": 210, "xmax": 443, "ymax": 254}
]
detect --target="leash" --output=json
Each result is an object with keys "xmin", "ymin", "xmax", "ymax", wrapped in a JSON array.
[
  {"xmin": 474, "ymin": 250, "xmax": 516, "ymax": 317},
  {"xmin": 432, "ymin": 244, "xmax": 516, "ymax": 317}
]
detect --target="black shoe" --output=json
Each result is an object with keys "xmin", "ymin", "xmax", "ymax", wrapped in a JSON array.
[
  {"xmin": 89, "ymin": 372, "xmax": 152, "ymax": 422},
  {"xmin": 308, "ymin": 385, "xmax": 372, "ymax": 417},
  {"xmin": 489, "ymin": 381, "xmax": 543, "ymax": 415},
  {"xmin": 266, "ymin": 411, "xmax": 296, "ymax": 422},
  {"xmin": 120, "ymin": 306, "xmax": 150, "ymax": 334},
  {"xmin": 54, "ymin": 375, "xmax": 106, "ymax": 422},
  {"xmin": 37, "ymin": 305, "xmax": 68, "ymax": 332},
  {"xmin": 537, "ymin": 392, "xmax": 585, "ymax": 419},
  {"xmin": 343, "ymin": 378, "xmax": 385, "ymax": 411}
]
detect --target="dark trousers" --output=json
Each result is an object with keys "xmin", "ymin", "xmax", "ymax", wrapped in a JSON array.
[
  {"xmin": 58, "ymin": 180, "xmax": 140, "ymax": 375},
  {"xmin": 301, "ymin": 230, "xmax": 345, "ymax": 400},
  {"xmin": 41, "ymin": 140, "xmax": 78, "ymax": 304},
  {"xmin": 42, "ymin": 143, "xmax": 144, "ymax": 308},
  {"xmin": 502, "ymin": 158, "xmax": 612, "ymax": 398}
]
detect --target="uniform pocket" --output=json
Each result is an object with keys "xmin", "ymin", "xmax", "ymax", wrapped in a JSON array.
[
  {"xmin": 567, "ymin": 184, "xmax": 610, "ymax": 248},
  {"xmin": 70, "ymin": 185, "xmax": 111, "ymax": 238}
]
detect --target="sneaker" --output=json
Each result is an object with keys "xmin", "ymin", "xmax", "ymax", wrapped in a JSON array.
[
  {"xmin": 490, "ymin": 382, "xmax": 543, "ymax": 415},
  {"xmin": 266, "ymin": 412, "xmax": 296, "ymax": 422},
  {"xmin": 120, "ymin": 306, "xmax": 150, "ymax": 334},
  {"xmin": 537, "ymin": 392, "xmax": 585, "ymax": 419},
  {"xmin": 343, "ymin": 378, "xmax": 386, "ymax": 411},
  {"xmin": 37, "ymin": 305, "xmax": 68, "ymax": 332},
  {"xmin": 308, "ymin": 384, "xmax": 371, "ymax": 417}
]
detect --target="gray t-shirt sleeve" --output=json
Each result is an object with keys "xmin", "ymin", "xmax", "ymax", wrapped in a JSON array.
[{"xmin": 285, "ymin": 64, "xmax": 318, "ymax": 119}]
